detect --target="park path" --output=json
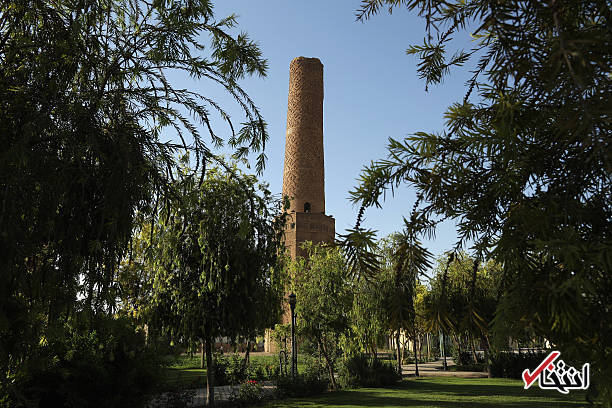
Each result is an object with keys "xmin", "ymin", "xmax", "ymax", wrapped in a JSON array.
[
  {"xmin": 188, "ymin": 381, "xmax": 276, "ymax": 406},
  {"xmin": 150, "ymin": 381, "xmax": 276, "ymax": 407},
  {"xmin": 402, "ymin": 358, "xmax": 487, "ymax": 378}
]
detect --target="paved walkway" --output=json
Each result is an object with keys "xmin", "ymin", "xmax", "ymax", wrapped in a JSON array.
[
  {"xmin": 187, "ymin": 381, "xmax": 276, "ymax": 406},
  {"xmin": 402, "ymin": 358, "xmax": 487, "ymax": 378}
]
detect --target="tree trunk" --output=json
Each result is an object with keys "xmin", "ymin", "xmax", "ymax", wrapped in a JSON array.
[
  {"xmin": 243, "ymin": 339, "xmax": 251, "ymax": 368},
  {"xmin": 455, "ymin": 335, "xmax": 462, "ymax": 364},
  {"xmin": 427, "ymin": 333, "xmax": 430, "ymax": 360},
  {"xmin": 482, "ymin": 335, "xmax": 492, "ymax": 378},
  {"xmin": 413, "ymin": 329, "xmax": 419, "ymax": 376},
  {"xmin": 470, "ymin": 334, "xmax": 478, "ymax": 364},
  {"xmin": 205, "ymin": 338, "xmax": 215, "ymax": 406},
  {"xmin": 201, "ymin": 341, "xmax": 205, "ymax": 369},
  {"xmin": 395, "ymin": 331, "xmax": 402, "ymax": 375},
  {"xmin": 320, "ymin": 339, "xmax": 337, "ymax": 390},
  {"xmin": 442, "ymin": 332, "xmax": 448, "ymax": 370}
]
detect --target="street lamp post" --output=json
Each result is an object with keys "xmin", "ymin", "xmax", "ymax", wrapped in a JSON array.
[{"xmin": 289, "ymin": 293, "xmax": 297, "ymax": 379}]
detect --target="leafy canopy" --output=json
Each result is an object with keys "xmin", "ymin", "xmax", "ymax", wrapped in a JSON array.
[
  {"xmin": 1, "ymin": 0, "xmax": 270, "ymax": 403},
  {"xmin": 351, "ymin": 0, "xmax": 611, "ymax": 403},
  {"xmin": 147, "ymin": 164, "xmax": 287, "ymax": 347},
  {"xmin": 290, "ymin": 243, "xmax": 353, "ymax": 390}
]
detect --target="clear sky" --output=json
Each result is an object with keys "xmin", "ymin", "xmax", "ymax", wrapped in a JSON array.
[{"xmin": 176, "ymin": 1, "xmax": 476, "ymax": 259}]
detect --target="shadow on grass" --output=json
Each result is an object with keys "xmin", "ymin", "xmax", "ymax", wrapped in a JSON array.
[
  {"xmin": 405, "ymin": 378, "xmax": 561, "ymax": 397},
  {"xmin": 309, "ymin": 393, "xmax": 587, "ymax": 408},
  {"xmin": 269, "ymin": 378, "xmax": 593, "ymax": 408}
]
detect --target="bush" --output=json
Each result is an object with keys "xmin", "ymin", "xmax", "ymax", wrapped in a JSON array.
[
  {"xmin": 247, "ymin": 361, "xmax": 266, "ymax": 381},
  {"xmin": 214, "ymin": 355, "xmax": 279, "ymax": 386},
  {"xmin": 276, "ymin": 375, "xmax": 328, "ymax": 398},
  {"xmin": 247, "ymin": 360, "xmax": 279, "ymax": 382},
  {"xmin": 276, "ymin": 358, "xmax": 328, "ymax": 398},
  {"xmin": 212, "ymin": 353, "xmax": 248, "ymax": 385},
  {"xmin": 18, "ymin": 315, "xmax": 161, "ymax": 408},
  {"xmin": 452, "ymin": 349, "xmax": 486, "ymax": 366},
  {"xmin": 212, "ymin": 354, "xmax": 228, "ymax": 386},
  {"xmin": 338, "ymin": 354, "xmax": 400, "ymax": 389},
  {"xmin": 489, "ymin": 351, "xmax": 549, "ymax": 379},
  {"xmin": 264, "ymin": 362, "xmax": 280, "ymax": 380},
  {"xmin": 225, "ymin": 354, "xmax": 248, "ymax": 385},
  {"xmin": 229, "ymin": 381, "xmax": 265, "ymax": 406}
]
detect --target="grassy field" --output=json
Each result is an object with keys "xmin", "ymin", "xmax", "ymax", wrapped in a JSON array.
[{"xmin": 264, "ymin": 377, "xmax": 593, "ymax": 408}]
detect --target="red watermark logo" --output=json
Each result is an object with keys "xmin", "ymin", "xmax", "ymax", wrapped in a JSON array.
[{"xmin": 522, "ymin": 351, "xmax": 589, "ymax": 394}]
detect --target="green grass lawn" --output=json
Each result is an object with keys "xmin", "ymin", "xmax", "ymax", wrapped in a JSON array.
[
  {"xmin": 161, "ymin": 367, "xmax": 207, "ymax": 390},
  {"xmin": 264, "ymin": 377, "xmax": 593, "ymax": 408},
  {"xmin": 160, "ymin": 354, "xmax": 206, "ymax": 390}
]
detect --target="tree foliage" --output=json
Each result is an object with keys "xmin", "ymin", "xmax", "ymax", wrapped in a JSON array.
[
  {"xmin": 150, "ymin": 164, "xmax": 287, "ymax": 342},
  {"xmin": 423, "ymin": 252, "xmax": 502, "ymax": 362},
  {"xmin": 352, "ymin": 0, "xmax": 611, "ymax": 403},
  {"xmin": 290, "ymin": 243, "xmax": 353, "ymax": 390},
  {"xmin": 348, "ymin": 269, "xmax": 390, "ymax": 358},
  {"xmin": 381, "ymin": 222, "xmax": 432, "ymax": 374},
  {"xmin": 1, "ymin": 0, "xmax": 269, "ymax": 404},
  {"xmin": 145, "ymin": 164, "xmax": 286, "ymax": 404}
]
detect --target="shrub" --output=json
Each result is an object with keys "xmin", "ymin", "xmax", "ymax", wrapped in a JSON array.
[
  {"xmin": 212, "ymin": 354, "xmax": 229, "ymax": 386},
  {"xmin": 264, "ymin": 361, "xmax": 280, "ymax": 380},
  {"xmin": 489, "ymin": 351, "xmax": 549, "ymax": 379},
  {"xmin": 275, "ymin": 358, "xmax": 328, "ymax": 398},
  {"xmin": 225, "ymin": 354, "xmax": 248, "ymax": 385},
  {"xmin": 213, "ymin": 353, "xmax": 253, "ymax": 385},
  {"xmin": 276, "ymin": 375, "xmax": 328, "ymax": 398},
  {"xmin": 229, "ymin": 380, "xmax": 265, "ymax": 406},
  {"xmin": 21, "ymin": 316, "xmax": 161, "ymax": 408},
  {"xmin": 247, "ymin": 360, "xmax": 279, "ymax": 381},
  {"xmin": 214, "ymin": 355, "xmax": 280, "ymax": 386},
  {"xmin": 452, "ymin": 349, "xmax": 486, "ymax": 366},
  {"xmin": 247, "ymin": 361, "xmax": 266, "ymax": 381},
  {"xmin": 338, "ymin": 354, "xmax": 401, "ymax": 389}
]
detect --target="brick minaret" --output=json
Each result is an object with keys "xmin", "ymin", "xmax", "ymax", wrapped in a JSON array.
[
  {"xmin": 265, "ymin": 57, "xmax": 336, "ymax": 353},
  {"xmin": 282, "ymin": 57, "xmax": 335, "ymax": 259}
]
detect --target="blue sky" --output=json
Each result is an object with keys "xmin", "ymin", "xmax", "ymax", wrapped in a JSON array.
[{"xmin": 176, "ymin": 1, "xmax": 477, "ymax": 259}]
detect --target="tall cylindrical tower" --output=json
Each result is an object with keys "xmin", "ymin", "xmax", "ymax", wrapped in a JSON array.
[
  {"xmin": 266, "ymin": 56, "xmax": 336, "ymax": 352},
  {"xmin": 282, "ymin": 57, "xmax": 325, "ymax": 214}
]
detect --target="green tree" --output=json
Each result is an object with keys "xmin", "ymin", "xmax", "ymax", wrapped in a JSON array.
[
  {"xmin": 348, "ymin": 269, "xmax": 390, "ymax": 359},
  {"xmin": 290, "ymin": 243, "xmax": 353, "ymax": 390},
  {"xmin": 351, "ymin": 1, "xmax": 611, "ymax": 403},
  {"xmin": 386, "ymin": 219, "xmax": 432, "ymax": 376},
  {"xmin": 424, "ymin": 252, "xmax": 501, "ymax": 367},
  {"xmin": 147, "ymin": 165, "xmax": 285, "ymax": 406},
  {"xmin": 1, "ymin": 0, "xmax": 268, "ymax": 403}
]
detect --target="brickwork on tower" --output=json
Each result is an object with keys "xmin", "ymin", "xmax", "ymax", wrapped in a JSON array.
[{"xmin": 281, "ymin": 56, "xmax": 335, "ymax": 259}]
